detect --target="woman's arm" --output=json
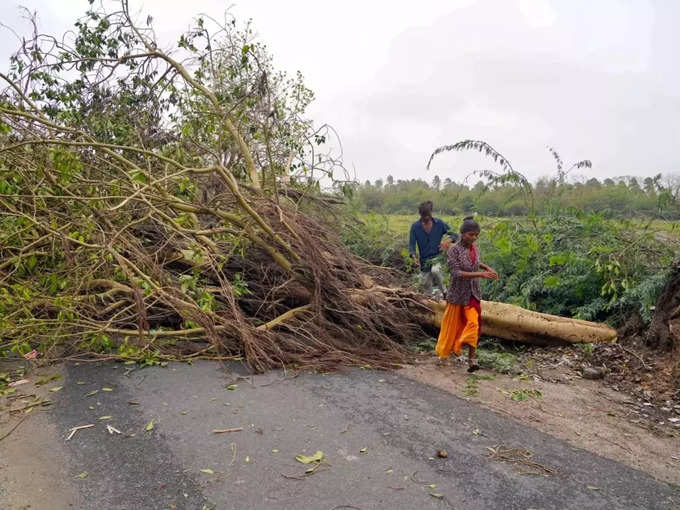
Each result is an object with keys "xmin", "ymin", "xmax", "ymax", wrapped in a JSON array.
[
  {"xmin": 458, "ymin": 270, "xmax": 497, "ymax": 279},
  {"xmin": 448, "ymin": 247, "xmax": 497, "ymax": 280}
]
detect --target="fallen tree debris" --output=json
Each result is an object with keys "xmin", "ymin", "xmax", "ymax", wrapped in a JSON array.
[
  {"xmin": 212, "ymin": 427, "xmax": 243, "ymax": 434},
  {"xmin": 486, "ymin": 445, "xmax": 557, "ymax": 476},
  {"xmin": 65, "ymin": 424, "xmax": 95, "ymax": 441}
]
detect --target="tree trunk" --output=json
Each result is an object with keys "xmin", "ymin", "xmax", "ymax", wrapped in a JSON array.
[
  {"xmin": 422, "ymin": 298, "xmax": 617, "ymax": 345},
  {"xmin": 646, "ymin": 260, "xmax": 680, "ymax": 383}
]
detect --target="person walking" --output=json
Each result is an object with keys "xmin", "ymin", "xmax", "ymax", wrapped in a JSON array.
[
  {"xmin": 436, "ymin": 216, "xmax": 498, "ymax": 372},
  {"xmin": 408, "ymin": 201, "xmax": 455, "ymax": 297}
]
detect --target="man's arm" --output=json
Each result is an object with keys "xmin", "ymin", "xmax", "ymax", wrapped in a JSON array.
[
  {"xmin": 408, "ymin": 224, "xmax": 419, "ymax": 266},
  {"xmin": 441, "ymin": 220, "xmax": 457, "ymax": 242}
]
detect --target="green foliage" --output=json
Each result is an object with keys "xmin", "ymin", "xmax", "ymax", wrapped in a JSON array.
[
  {"xmin": 476, "ymin": 347, "xmax": 520, "ymax": 374},
  {"xmin": 343, "ymin": 210, "xmax": 677, "ymax": 327},
  {"xmin": 350, "ymin": 174, "xmax": 680, "ymax": 220},
  {"xmin": 477, "ymin": 214, "xmax": 676, "ymax": 325},
  {"xmin": 509, "ymin": 388, "xmax": 542, "ymax": 401},
  {"xmin": 339, "ymin": 213, "xmax": 411, "ymax": 269},
  {"xmin": 463, "ymin": 373, "xmax": 496, "ymax": 396}
]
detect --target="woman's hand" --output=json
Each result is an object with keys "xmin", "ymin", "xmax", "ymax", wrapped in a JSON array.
[{"xmin": 480, "ymin": 271, "xmax": 499, "ymax": 280}]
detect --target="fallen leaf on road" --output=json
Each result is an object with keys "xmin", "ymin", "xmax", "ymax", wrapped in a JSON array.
[
  {"xmin": 430, "ymin": 493, "xmax": 443, "ymax": 499},
  {"xmin": 101, "ymin": 387, "xmax": 113, "ymax": 392},
  {"xmin": 587, "ymin": 486, "xmax": 601, "ymax": 490},
  {"xmin": 128, "ymin": 401, "xmax": 140, "ymax": 405},
  {"xmin": 226, "ymin": 384, "xmax": 238, "ymax": 391},
  {"xmin": 145, "ymin": 420, "xmax": 154, "ymax": 432},
  {"xmin": 76, "ymin": 381, "xmax": 86, "ymax": 385},
  {"xmin": 295, "ymin": 451, "xmax": 324, "ymax": 464},
  {"xmin": 85, "ymin": 390, "xmax": 98, "ymax": 397},
  {"xmin": 428, "ymin": 484, "xmax": 437, "ymax": 489},
  {"xmin": 88, "ymin": 405, "xmax": 95, "ymax": 410},
  {"xmin": 98, "ymin": 416, "xmax": 112, "ymax": 420},
  {"xmin": 385, "ymin": 468, "xmax": 393, "ymax": 473},
  {"xmin": 271, "ymin": 449, "xmax": 279, "ymax": 453},
  {"xmin": 75, "ymin": 472, "xmax": 88, "ymax": 479},
  {"xmin": 359, "ymin": 447, "xmax": 367, "ymax": 454},
  {"xmin": 245, "ymin": 456, "xmax": 250, "ymax": 463},
  {"xmin": 200, "ymin": 468, "xmax": 214, "ymax": 474},
  {"xmin": 35, "ymin": 374, "xmax": 60, "ymax": 386},
  {"xmin": 49, "ymin": 386, "xmax": 63, "ymax": 392}
]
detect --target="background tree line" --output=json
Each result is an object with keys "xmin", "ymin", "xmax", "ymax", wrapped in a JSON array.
[{"xmin": 350, "ymin": 173, "xmax": 680, "ymax": 219}]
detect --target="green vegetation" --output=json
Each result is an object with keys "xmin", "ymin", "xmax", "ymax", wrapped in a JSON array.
[
  {"xmin": 350, "ymin": 171, "xmax": 680, "ymax": 220},
  {"xmin": 347, "ymin": 211, "xmax": 677, "ymax": 327},
  {"xmin": 464, "ymin": 373, "xmax": 496, "ymax": 397}
]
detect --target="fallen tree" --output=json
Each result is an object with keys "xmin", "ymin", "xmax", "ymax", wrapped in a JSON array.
[
  {"xmin": 646, "ymin": 259, "xmax": 680, "ymax": 386},
  {"xmin": 425, "ymin": 299, "xmax": 617, "ymax": 345},
  {"xmin": 0, "ymin": 2, "xmax": 618, "ymax": 371}
]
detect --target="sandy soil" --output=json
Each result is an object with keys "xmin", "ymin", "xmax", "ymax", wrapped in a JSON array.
[{"xmin": 402, "ymin": 355, "xmax": 680, "ymax": 486}]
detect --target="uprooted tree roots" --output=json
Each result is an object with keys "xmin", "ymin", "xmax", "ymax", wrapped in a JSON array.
[{"xmin": 0, "ymin": 3, "xmax": 436, "ymax": 371}]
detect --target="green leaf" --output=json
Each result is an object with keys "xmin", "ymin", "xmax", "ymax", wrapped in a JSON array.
[
  {"xmin": 226, "ymin": 384, "xmax": 237, "ymax": 391},
  {"xmin": 295, "ymin": 451, "xmax": 324, "ymax": 464},
  {"xmin": 129, "ymin": 169, "xmax": 148, "ymax": 184}
]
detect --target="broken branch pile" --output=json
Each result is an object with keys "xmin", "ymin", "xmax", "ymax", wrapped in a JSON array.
[{"xmin": 0, "ymin": 2, "xmax": 618, "ymax": 371}]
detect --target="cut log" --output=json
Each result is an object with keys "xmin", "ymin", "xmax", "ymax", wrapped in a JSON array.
[{"xmin": 424, "ymin": 298, "xmax": 617, "ymax": 345}]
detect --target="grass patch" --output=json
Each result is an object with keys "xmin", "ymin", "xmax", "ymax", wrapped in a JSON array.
[
  {"xmin": 504, "ymin": 388, "xmax": 542, "ymax": 401},
  {"xmin": 463, "ymin": 373, "xmax": 496, "ymax": 397},
  {"xmin": 411, "ymin": 337, "xmax": 437, "ymax": 353},
  {"xmin": 477, "ymin": 347, "xmax": 519, "ymax": 374}
]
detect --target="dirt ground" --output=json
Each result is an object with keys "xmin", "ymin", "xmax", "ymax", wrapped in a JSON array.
[{"xmin": 402, "ymin": 354, "xmax": 680, "ymax": 486}]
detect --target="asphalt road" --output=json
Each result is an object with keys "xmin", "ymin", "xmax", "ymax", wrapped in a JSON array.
[{"xmin": 2, "ymin": 360, "xmax": 679, "ymax": 509}]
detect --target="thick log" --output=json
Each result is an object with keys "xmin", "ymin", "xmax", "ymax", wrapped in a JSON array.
[{"xmin": 425, "ymin": 298, "xmax": 617, "ymax": 345}]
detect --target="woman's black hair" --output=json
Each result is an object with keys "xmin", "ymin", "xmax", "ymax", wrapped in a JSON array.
[{"xmin": 460, "ymin": 216, "xmax": 480, "ymax": 234}]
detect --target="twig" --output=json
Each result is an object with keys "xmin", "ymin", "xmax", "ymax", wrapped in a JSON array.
[
  {"xmin": 0, "ymin": 414, "xmax": 29, "ymax": 442},
  {"xmin": 229, "ymin": 442, "xmax": 237, "ymax": 466},
  {"xmin": 616, "ymin": 344, "xmax": 649, "ymax": 370},
  {"xmin": 212, "ymin": 427, "xmax": 243, "ymax": 434},
  {"xmin": 65, "ymin": 423, "xmax": 94, "ymax": 441}
]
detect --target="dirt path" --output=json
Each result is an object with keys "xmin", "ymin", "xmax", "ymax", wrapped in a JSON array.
[{"xmin": 402, "ymin": 356, "xmax": 680, "ymax": 485}]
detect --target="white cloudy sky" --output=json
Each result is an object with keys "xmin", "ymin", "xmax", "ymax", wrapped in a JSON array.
[{"xmin": 1, "ymin": 0, "xmax": 678, "ymax": 184}]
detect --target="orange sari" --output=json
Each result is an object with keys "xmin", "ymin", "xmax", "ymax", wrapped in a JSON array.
[{"xmin": 435, "ymin": 298, "xmax": 481, "ymax": 358}]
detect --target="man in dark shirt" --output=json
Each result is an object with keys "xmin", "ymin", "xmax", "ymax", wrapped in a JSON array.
[{"xmin": 408, "ymin": 201, "xmax": 456, "ymax": 296}]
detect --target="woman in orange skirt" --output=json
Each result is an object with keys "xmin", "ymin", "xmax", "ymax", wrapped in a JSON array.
[{"xmin": 436, "ymin": 216, "xmax": 498, "ymax": 372}]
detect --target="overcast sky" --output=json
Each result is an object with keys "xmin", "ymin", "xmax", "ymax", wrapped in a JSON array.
[{"xmin": 1, "ymin": 0, "xmax": 678, "ymax": 184}]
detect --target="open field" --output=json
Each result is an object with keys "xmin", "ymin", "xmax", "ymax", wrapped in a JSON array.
[{"xmin": 360, "ymin": 213, "xmax": 680, "ymax": 240}]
